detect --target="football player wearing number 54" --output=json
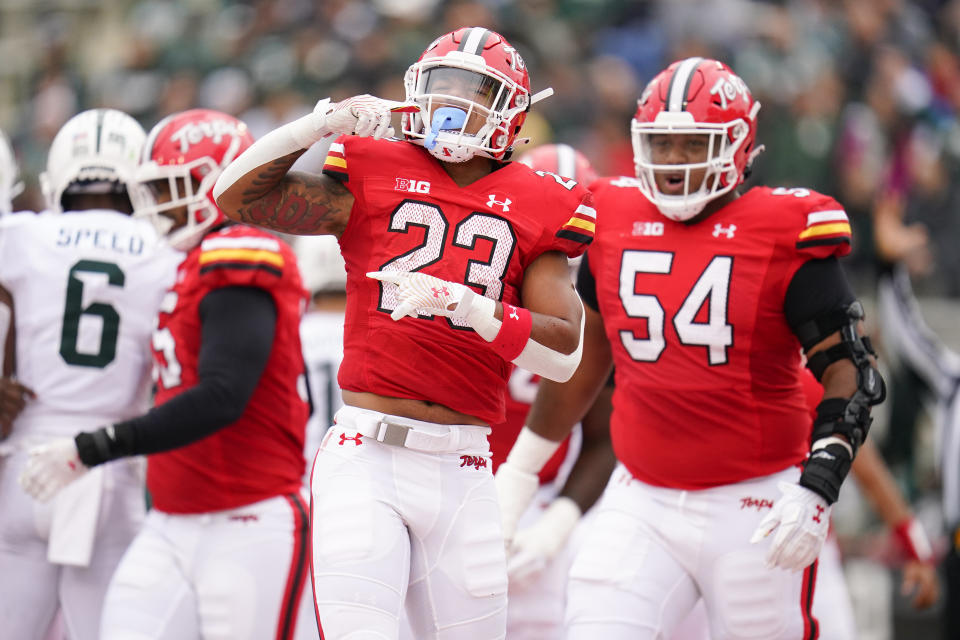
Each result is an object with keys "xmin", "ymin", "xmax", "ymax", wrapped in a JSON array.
[
  {"xmin": 496, "ymin": 57, "xmax": 886, "ymax": 639},
  {"xmin": 213, "ymin": 26, "xmax": 593, "ymax": 640}
]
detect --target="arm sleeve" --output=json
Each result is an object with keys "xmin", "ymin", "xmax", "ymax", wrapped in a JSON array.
[
  {"xmin": 111, "ymin": 286, "xmax": 277, "ymax": 455},
  {"xmin": 783, "ymin": 257, "xmax": 856, "ymax": 343},
  {"xmin": 575, "ymin": 251, "xmax": 599, "ymax": 312}
]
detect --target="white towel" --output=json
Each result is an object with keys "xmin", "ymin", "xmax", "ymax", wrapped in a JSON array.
[{"xmin": 47, "ymin": 466, "xmax": 104, "ymax": 566}]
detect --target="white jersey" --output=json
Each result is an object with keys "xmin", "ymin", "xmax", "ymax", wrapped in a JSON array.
[
  {"xmin": 0, "ymin": 210, "xmax": 182, "ymax": 442},
  {"xmin": 300, "ymin": 308, "xmax": 345, "ymax": 475}
]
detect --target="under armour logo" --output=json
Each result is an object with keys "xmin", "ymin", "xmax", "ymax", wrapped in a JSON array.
[
  {"xmin": 487, "ymin": 194, "xmax": 511, "ymax": 212},
  {"xmin": 338, "ymin": 432, "xmax": 363, "ymax": 446},
  {"xmin": 431, "ymin": 286, "xmax": 449, "ymax": 298},
  {"xmin": 712, "ymin": 223, "xmax": 737, "ymax": 238},
  {"xmin": 508, "ymin": 305, "xmax": 519, "ymax": 320},
  {"xmin": 812, "ymin": 504, "xmax": 825, "ymax": 523}
]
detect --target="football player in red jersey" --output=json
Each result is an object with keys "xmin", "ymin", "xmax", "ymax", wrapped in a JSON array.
[
  {"xmin": 494, "ymin": 58, "xmax": 886, "ymax": 639},
  {"xmin": 486, "ymin": 142, "xmax": 615, "ymax": 640},
  {"xmin": 18, "ymin": 109, "xmax": 316, "ymax": 640},
  {"xmin": 213, "ymin": 27, "xmax": 592, "ymax": 640}
]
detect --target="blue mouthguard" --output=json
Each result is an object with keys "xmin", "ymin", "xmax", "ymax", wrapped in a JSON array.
[{"xmin": 423, "ymin": 107, "xmax": 467, "ymax": 150}]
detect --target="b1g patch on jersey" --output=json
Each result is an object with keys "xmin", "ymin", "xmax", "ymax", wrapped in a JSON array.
[
  {"xmin": 322, "ymin": 142, "xmax": 348, "ymax": 182},
  {"xmin": 796, "ymin": 209, "xmax": 851, "ymax": 250},
  {"xmin": 198, "ymin": 235, "xmax": 285, "ymax": 277},
  {"xmin": 556, "ymin": 202, "xmax": 596, "ymax": 245}
]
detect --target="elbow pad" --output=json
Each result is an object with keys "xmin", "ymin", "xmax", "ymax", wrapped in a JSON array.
[{"xmin": 463, "ymin": 291, "xmax": 584, "ymax": 383}]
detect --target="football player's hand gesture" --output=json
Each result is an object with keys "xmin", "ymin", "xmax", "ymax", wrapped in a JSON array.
[
  {"xmin": 750, "ymin": 482, "xmax": 832, "ymax": 571},
  {"xmin": 19, "ymin": 437, "xmax": 88, "ymax": 502},
  {"xmin": 312, "ymin": 95, "xmax": 420, "ymax": 141},
  {"xmin": 367, "ymin": 270, "xmax": 478, "ymax": 321}
]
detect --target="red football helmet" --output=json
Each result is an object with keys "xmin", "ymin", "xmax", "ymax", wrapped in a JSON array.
[
  {"xmin": 517, "ymin": 143, "xmax": 599, "ymax": 186},
  {"xmin": 631, "ymin": 57, "xmax": 762, "ymax": 221},
  {"xmin": 132, "ymin": 109, "xmax": 254, "ymax": 250},
  {"xmin": 402, "ymin": 27, "xmax": 547, "ymax": 162}
]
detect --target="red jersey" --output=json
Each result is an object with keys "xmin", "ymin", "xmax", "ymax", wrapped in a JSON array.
[
  {"xmin": 323, "ymin": 137, "xmax": 593, "ymax": 424},
  {"xmin": 147, "ymin": 225, "xmax": 309, "ymax": 513},
  {"xmin": 587, "ymin": 180, "xmax": 852, "ymax": 489},
  {"xmin": 489, "ymin": 367, "xmax": 571, "ymax": 484}
]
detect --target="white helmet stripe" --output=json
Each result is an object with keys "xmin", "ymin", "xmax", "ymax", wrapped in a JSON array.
[
  {"xmin": 459, "ymin": 27, "xmax": 490, "ymax": 55},
  {"xmin": 556, "ymin": 143, "xmax": 577, "ymax": 179},
  {"xmin": 667, "ymin": 57, "xmax": 703, "ymax": 112}
]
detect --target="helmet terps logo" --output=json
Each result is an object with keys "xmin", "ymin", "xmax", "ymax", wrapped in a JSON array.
[{"xmin": 169, "ymin": 119, "xmax": 242, "ymax": 154}]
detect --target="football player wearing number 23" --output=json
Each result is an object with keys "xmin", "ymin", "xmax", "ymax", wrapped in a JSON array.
[
  {"xmin": 214, "ymin": 27, "xmax": 593, "ymax": 640},
  {"xmin": 495, "ymin": 58, "xmax": 886, "ymax": 639}
]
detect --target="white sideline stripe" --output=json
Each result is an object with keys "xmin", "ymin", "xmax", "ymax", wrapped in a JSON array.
[
  {"xmin": 201, "ymin": 237, "xmax": 281, "ymax": 251},
  {"xmin": 806, "ymin": 210, "xmax": 848, "ymax": 225},
  {"xmin": 575, "ymin": 204, "xmax": 596, "ymax": 219}
]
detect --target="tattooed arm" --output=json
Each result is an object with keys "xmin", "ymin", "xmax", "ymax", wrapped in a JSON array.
[
  {"xmin": 216, "ymin": 148, "xmax": 354, "ymax": 237},
  {"xmin": 215, "ymin": 94, "xmax": 415, "ymax": 236}
]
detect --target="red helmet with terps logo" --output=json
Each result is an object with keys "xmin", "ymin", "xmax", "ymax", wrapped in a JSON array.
[
  {"xmin": 132, "ymin": 109, "xmax": 254, "ymax": 250},
  {"xmin": 402, "ymin": 27, "xmax": 546, "ymax": 163},
  {"xmin": 517, "ymin": 143, "xmax": 599, "ymax": 186},
  {"xmin": 631, "ymin": 58, "xmax": 762, "ymax": 221}
]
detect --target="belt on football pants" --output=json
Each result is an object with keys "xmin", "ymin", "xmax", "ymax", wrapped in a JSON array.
[{"xmin": 334, "ymin": 405, "xmax": 490, "ymax": 453}]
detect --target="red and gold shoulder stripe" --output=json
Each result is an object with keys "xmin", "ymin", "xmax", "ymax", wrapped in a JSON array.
[
  {"xmin": 198, "ymin": 236, "xmax": 284, "ymax": 276},
  {"xmin": 796, "ymin": 209, "xmax": 851, "ymax": 249},
  {"xmin": 556, "ymin": 203, "xmax": 596, "ymax": 244},
  {"xmin": 322, "ymin": 142, "xmax": 348, "ymax": 181}
]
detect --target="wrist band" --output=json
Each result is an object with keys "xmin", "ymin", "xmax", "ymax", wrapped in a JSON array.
[
  {"xmin": 489, "ymin": 303, "xmax": 532, "ymax": 361},
  {"xmin": 893, "ymin": 517, "xmax": 934, "ymax": 563}
]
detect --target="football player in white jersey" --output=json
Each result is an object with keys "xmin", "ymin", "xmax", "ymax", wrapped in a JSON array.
[
  {"xmin": 0, "ymin": 127, "xmax": 23, "ymax": 417},
  {"xmin": 0, "ymin": 108, "xmax": 183, "ymax": 640},
  {"xmin": 296, "ymin": 234, "xmax": 347, "ymax": 482}
]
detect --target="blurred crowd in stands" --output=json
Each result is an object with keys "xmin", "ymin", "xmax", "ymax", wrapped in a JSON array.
[{"xmin": 0, "ymin": 0, "xmax": 958, "ymax": 296}]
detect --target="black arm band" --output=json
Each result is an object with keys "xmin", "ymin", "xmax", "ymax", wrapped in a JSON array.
[
  {"xmin": 75, "ymin": 287, "xmax": 277, "ymax": 467},
  {"xmin": 799, "ymin": 442, "xmax": 852, "ymax": 504},
  {"xmin": 575, "ymin": 252, "xmax": 599, "ymax": 312}
]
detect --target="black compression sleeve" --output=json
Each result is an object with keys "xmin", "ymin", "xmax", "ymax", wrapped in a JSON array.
[
  {"xmin": 576, "ymin": 252, "xmax": 599, "ymax": 311},
  {"xmin": 783, "ymin": 258, "xmax": 856, "ymax": 341},
  {"xmin": 109, "ymin": 286, "xmax": 277, "ymax": 456}
]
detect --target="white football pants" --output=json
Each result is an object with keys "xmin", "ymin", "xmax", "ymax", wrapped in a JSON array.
[
  {"xmin": 310, "ymin": 407, "xmax": 508, "ymax": 640},
  {"xmin": 100, "ymin": 491, "xmax": 317, "ymax": 640},
  {"xmin": 0, "ymin": 450, "xmax": 144, "ymax": 640},
  {"xmin": 566, "ymin": 464, "xmax": 819, "ymax": 640}
]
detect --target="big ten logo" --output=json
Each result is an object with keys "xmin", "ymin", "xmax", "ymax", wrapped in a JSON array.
[
  {"xmin": 709, "ymin": 72, "xmax": 750, "ymax": 110},
  {"xmin": 169, "ymin": 118, "xmax": 240, "ymax": 154},
  {"xmin": 632, "ymin": 221, "xmax": 664, "ymax": 237},
  {"xmin": 459, "ymin": 454, "xmax": 487, "ymax": 470},
  {"xmin": 395, "ymin": 178, "xmax": 431, "ymax": 194}
]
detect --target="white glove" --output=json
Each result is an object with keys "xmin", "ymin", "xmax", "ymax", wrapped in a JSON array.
[
  {"xmin": 318, "ymin": 95, "xmax": 420, "ymax": 141},
  {"xmin": 367, "ymin": 270, "xmax": 478, "ymax": 321},
  {"xmin": 494, "ymin": 461, "xmax": 541, "ymax": 543},
  {"xmin": 750, "ymin": 481, "xmax": 832, "ymax": 571},
  {"xmin": 19, "ymin": 437, "xmax": 89, "ymax": 502},
  {"xmin": 507, "ymin": 496, "xmax": 581, "ymax": 584}
]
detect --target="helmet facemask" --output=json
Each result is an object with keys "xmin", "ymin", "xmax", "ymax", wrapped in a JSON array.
[
  {"xmin": 403, "ymin": 52, "xmax": 529, "ymax": 162},
  {"xmin": 131, "ymin": 156, "xmax": 223, "ymax": 252},
  {"xmin": 631, "ymin": 112, "xmax": 749, "ymax": 222}
]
